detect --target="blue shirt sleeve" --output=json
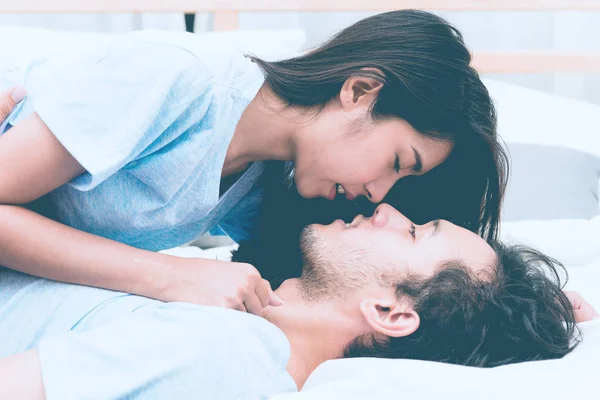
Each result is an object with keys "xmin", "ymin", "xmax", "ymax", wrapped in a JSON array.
[{"xmin": 20, "ymin": 39, "xmax": 214, "ymax": 190}]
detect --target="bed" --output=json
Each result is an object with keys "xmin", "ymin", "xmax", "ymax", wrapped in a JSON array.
[{"xmin": 2, "ymin": 1, "xmax": 600, "ymax": 399}]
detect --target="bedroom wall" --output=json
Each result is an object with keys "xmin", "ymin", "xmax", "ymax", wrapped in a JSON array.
[{"xmin": 0, "ymin": 10, "xmax": 598, "ymax": 104}]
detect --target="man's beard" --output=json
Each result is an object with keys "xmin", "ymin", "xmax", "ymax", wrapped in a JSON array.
[{"xmin": 298, "ymin": 226, "xmax": 371, "ymax": 302}]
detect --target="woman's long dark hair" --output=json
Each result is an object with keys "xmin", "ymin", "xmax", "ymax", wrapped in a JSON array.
[{"xmin": 233, "ymin": 10, "xmax": 508, "ymax": 287}]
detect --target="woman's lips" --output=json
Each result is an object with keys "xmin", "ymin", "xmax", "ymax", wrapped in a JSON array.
[
  {"xmin": 336, "ymin": 184, "xmax": 357, "ymax": 201},
  {"xmin": 328, "ymin": 185, "xmax": 337, "ymax": 200},
  {"xmin": 327, "ymin": 184, "xmax": 357, "ymax": 201}
]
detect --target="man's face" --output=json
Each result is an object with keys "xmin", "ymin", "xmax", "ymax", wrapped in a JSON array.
[{"xmin": 298, "ymin": 204, "xmax": 495, "ymax": 300}]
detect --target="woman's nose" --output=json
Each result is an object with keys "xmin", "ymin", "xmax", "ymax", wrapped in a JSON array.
[
  {"xmin": 365, "ymin": 174, "xmax": 399, "ymax": 203},
  {"xmin": 366, "ymin": 189, "xmax": 384, "ymax": 204}
]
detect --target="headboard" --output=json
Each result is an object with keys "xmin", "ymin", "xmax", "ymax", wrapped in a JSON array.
[{"xmin": 1, "ymin": 0, "xmax": 599, "ymax": 73}]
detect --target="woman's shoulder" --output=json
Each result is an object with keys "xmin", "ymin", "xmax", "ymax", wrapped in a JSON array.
[{"xmin": 126, "ymin": 30, "xmax": 263, "ymax": 92}]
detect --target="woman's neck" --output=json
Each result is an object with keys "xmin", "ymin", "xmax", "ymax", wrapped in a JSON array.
[{"xmin": 222, "ymin": 84, "xmax": 300, "ymax": 177}]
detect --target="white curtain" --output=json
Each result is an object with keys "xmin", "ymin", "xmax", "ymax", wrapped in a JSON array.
[{"xmin": 1, "ymin": 10, "xmax": 598, "ymax": 104}]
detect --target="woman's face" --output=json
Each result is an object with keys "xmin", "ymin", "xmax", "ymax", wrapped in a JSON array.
[{"xmin": 293, "ymin": 95, "xmax": 453, "ymax": 203}]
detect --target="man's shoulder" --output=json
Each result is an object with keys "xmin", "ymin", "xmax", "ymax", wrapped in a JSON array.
[
  {"xmin": 128, "ymin": 303, "xmax": 297, "ymax": 397},
  {"xmin": 0, "ymin": 267, "xmax": 140, "ymax": 357},
  {"xmin": 145, "ymin": 302, "xmax": 287, "ymax": 349},
  {"xmin": 197, "ymin": 306, "xmax": 297, "ymax": 396}
]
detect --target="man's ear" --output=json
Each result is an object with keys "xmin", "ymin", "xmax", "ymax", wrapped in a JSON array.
[
  {"xmin": 359, "ymin": 297, "xmax": 420, "ymax": 338},
  {"xmin": 339, "ymin": 68, "xmax": 384, "ymax": 111}
]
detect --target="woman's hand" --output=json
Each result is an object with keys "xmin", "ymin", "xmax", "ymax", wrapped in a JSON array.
[
  {"xmin": 0, "ymin": 86, "xmax": 26, "ymax": 123},
  {"xmin": 157, "ymin": 258, "xmax": 284, "ymax": 317}
]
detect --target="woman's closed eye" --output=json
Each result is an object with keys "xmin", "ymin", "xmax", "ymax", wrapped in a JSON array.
[{"xmin": 409, "ymin": 223, "xmax": 416, "ymax": 239}]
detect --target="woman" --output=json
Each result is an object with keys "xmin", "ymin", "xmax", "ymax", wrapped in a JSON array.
[{"xmin": 0, "ymin": 10, "xmax": 505, "ymax": 315}]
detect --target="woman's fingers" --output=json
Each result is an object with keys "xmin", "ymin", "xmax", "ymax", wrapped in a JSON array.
[
  {"xmin": 245, "ymin": 279, "xmax": 284, "ymax": 316},
  {"xmin": 268, "ymin": 285, "xmax": 284, "ymax": 307},
  {"xmin": 243, "ymin": 288, "xmax": 266, "ymax": 316},
  {"xmin": 0, "ymin": 86, "xmax": 26, "ymax": 123},
  {"xmin": 255, "ymin": 279, "xmax": 272, "ymax": 308}
]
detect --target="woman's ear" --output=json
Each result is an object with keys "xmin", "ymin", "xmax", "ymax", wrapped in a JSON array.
[
  {"xmin": 359, "ymin": 297, "xmax": 420, "ymax": 338},
  {"xmin": 340, "ymin": 68, "xmax": 384, "ymax": 111}
]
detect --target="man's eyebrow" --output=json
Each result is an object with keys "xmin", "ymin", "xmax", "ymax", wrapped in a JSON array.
[
  {"xmin": 412, "ymin": 147, "xmax": 423, "ymax": 173},
  {"xmin": 432, "ymin": 219, "xmax": 441, "ymax": 236}
]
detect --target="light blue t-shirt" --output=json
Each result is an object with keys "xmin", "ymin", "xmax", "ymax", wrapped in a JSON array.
[
  {"xmin": 0, "ymin": 30, "xmax": 266, "ymax": 250},
  {"xmin": 0, "ymin": 267, "xmax": 297, "ymax": 399}
]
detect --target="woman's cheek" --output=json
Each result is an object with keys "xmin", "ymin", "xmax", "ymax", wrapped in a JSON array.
[{"xmin": 351, "ymin": 165, "xmax": 382, "ymax": 184}]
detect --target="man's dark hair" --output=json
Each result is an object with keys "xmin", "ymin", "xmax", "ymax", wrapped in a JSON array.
[
  {"xmin": 234, "ymin": 10, "xmax": 507, "ymax": 287},
  {"xmin": 343, "ymin": 243, "xmax": 580, "ymax": 367}
]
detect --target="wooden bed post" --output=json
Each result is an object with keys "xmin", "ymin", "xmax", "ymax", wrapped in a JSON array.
[{"xmin": 184, "ymin": 13, "xmax": 196, "ymax": 33}]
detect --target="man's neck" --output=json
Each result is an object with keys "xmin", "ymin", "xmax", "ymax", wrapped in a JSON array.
[{"xmin": 264, "ymin": 279, "xmax": 364, "ymax": 389}]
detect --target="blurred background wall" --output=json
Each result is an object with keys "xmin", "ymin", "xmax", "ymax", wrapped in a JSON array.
[{"xmin": 1, "ymin": 10, "xmax": 599, "ymax": 103}]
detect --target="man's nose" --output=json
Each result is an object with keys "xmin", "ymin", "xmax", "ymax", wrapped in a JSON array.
[{"xmin": 372, "ymin": 203, "xmax": 413, "ymax": 228}]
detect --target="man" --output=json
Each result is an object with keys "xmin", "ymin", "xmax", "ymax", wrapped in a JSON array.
[{"xmin": 0, "ymin": 203, "xmax": 590, "ymax": 399}]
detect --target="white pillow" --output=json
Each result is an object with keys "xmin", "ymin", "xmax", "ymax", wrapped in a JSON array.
[
  {"xmin": 269, "ymin": 318, "xmax": 600, "ymax": 400},
  {"xmin": 483, "ymin": 78, "xmax": 600, "ymax": 157},
  {"xmin": 484, "ymin": 79, "xmax": 600, "ymax": 220},
  {"xmin": 194, "ymin": 29, "xmax": 306, "ymax": 60},
  {"xmin": 0, "ymin": 27, "xmax": 117, "ymax": 66},
  {"xmin": 500, "ymin": 217, "xmax": 600, "ymax": 267},
  {"xmin": 0, "ymin": 27, "xmax": 306, "ymax": 67}
]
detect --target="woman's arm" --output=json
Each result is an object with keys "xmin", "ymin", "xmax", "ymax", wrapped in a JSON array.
[
  {"xmin": 0, "ymin": 203, "xmax": 182, "ymax": 297},
  {"xmin": 0, "ymin": 350, "xmax": 46, "ymax": 400},
  {"xmin": 0, "ymin": 203, "xmax": 279, "ymax": 312},
  {"xmin": 0, "ymin": 112, "xmax": 84, "ymax": 204},
  {"xmin": 0, "ymin": 112, "xmax": 168, "ymax": 295}
]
